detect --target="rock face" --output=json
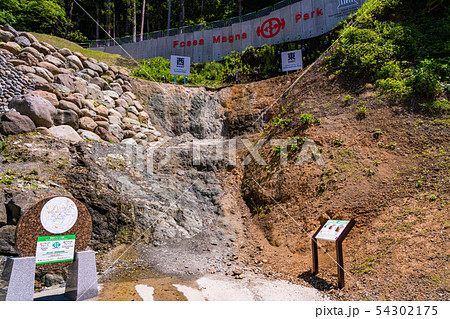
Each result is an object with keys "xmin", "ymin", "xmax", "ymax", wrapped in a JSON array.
[
  {"xmin": 9, "ymin": 94, "xmax": 57, "ymax": 128},
  {"xmin": 0, "ymin": 225, "xmax": 16, "ymax": 255},
  {"xmin": 0, "ymin": 111, "xmax": 36, "ymax": 135},
  {"xmin": 0, "ymin": 189, "xmax": 6, "ymax": 226}
]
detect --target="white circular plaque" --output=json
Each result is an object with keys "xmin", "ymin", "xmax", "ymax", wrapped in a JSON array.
[{"xmin": 40, "ymin": 197, "xmax": 78, "ymax": 234}]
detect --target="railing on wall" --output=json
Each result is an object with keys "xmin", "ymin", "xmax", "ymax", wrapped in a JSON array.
[{"xmin": 89, "ymin": 0, "xmax": 300, "ymax": 48}]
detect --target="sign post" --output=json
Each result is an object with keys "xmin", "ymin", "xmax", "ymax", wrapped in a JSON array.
[
  {"xmin": 3, "ymin": 196, "xmax": 98, "ymax": 301},
  {"xmin": 312, "ymin": 219, "xmax": 356, "ymax": 288},
  {"xmin": 170, "ymin": 55, "xmax": 191, "ymax": 86},
  {"xmin": 281, "ymin": 49, "xmax": 303, "ymax": 73}
]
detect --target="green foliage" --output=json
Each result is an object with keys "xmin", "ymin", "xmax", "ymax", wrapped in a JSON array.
[
  {"xmin": 299, "ymin": 113, "xmax": 320, "ymax": 125},
  {"xmin": 65, "ymin": 30, "xmax": 89, "ymax": 43},
  {"xmin": 0, "ymin": 0, "xmax": 66, "ymax": 36},
  {"xmin": 420, "ymin": 99, "xmax": 450, "ymax": 115},
  {"xmin": 270, "ymin": 116, "xmax": 292, "ymax": 129},
  {"xmin": 329, "ymin": 0, "xmax": 450, "ymax": 100}
]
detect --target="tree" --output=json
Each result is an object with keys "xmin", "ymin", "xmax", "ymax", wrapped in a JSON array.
[
  {"xmin": 140, "ymin": 0, "xmax": 146, "ymax": 41},
  {"xmin": 179, "ymin": 0, "xmax": 185, "ymax": 28}
]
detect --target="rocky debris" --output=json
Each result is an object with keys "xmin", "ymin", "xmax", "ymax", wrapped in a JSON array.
[
  {"xmin": 0, "ymin": 111, "xmax": 36, "ymax": 135},
  {"xmin": 0, "ymin": 24, "xmax": 161, "ymax": 144},
  {"xmin": 41, "ymin": 273, "xmax": 65, "ymax": 287}
]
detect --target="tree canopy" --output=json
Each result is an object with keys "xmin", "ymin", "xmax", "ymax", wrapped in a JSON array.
[{"xmin": 0, "ymin": 0, "xmax": 281, "ymax": 42}]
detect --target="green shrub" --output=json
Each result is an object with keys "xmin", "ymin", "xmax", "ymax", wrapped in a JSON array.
[
  {"xmin": 420, "ymin": 99, "xmax": 450, "ymax": 115},
  {"xmin": 409, "ymin": 59, "xmax": 443, "ymax": 97}
]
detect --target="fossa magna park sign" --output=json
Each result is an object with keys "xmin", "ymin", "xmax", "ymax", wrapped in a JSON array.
[{"xmin": 95, "ymin": 0, "xmax": 366, "ymax": 63}]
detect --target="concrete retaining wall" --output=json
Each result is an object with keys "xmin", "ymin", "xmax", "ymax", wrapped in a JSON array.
[{"xmin": 91, "ymin": 0, "xmax": 366, "ymax": 63}]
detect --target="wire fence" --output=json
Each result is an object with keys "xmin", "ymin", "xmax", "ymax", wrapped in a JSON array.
[{"xmin": 89, "ymin": 0, "xmax": 301, "ymax": 48}]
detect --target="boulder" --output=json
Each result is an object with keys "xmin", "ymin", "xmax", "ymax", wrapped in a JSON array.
[
  {"xmin": 89, "ymin": 77, "xmax": 108, "ymax": 90},
  {"xmin": 32, "ymin": 66, "xmax": 54, "ymax": 83},
  {"xmin": 73, "ymin": 51, "xmax": 87, "ymax": 61},
  {"xmin": 58, "ymin": 48, "xmax": 72, "ymax": 56},
  {"xmin": 48, "ymin": 125, "xmax": 82, "ymax": 143},
  {"xmin": 115, "ymin": 106, "xmax": 127, "ymax": 118},
  {"xmin": 1, "ymin": 25, "xmax": 19, "ymax": 37},
  {"xmin": 80, "ymin": 68, "xmax": 98, "ymax": 78},
  {"xmin": 95, "ymin": 121, "xmax": 109, "ymax": 130},
  {"xmin": 52, "ymin": 51, "xmax": 67, "ymax": 62},
  {"xmin": 15, "ymin": 36, "xmax": 31, "ymax": 47},
  {"xmin": 41, "ymin": 42, "xmax": 56, "ymax": 53},
  {"xmin": 15, "ymin": 65, "xmax": 35, "ymax": 74},
  {"xmin": 79, "ymin": 109, "xmax": 96, "ymax": 118},
  {"xmin": 66, "ymin": 55, "xmax": 83, "ymax": 70},
  {"xmin": 103, "ymin": 90, "xmax": 119, "ymax": 100},
  {"xmin": 33, "ymin": 82, "xmax": 65, "ymax": 101},
  {"xmin": 0, "ymin": 111, "xmax": 36, "ymax": 135},
  {"xmin": 94, "ymin": 105, "xmax": 109, "ymax": 118},
  {"xmin": 121, "ymin": 138, "xmax": 137, "ymax": 145},
  {"xmin": 79, "ymin": 117, "xmax": 97, "ymax": 131},
  {"xmin": 19, "ymin": 32, "xmax": 39, "ymax": 44},
  {"xmin": 54, "ymin": 109, "xmax": 79, "ymax": 129},
  {"xmin": 38, "ymin": 61, "xmax": 60, "ymax": 75},
  {"xmin": 31, "ymin": 42, "xmax": 50, "ymax": 56},
  {"xmin": 95, "ymin": 126, "xmax": 119, "ymax": 143},
  {"xmin": 0, "ymin": 225, "xmax": 17, "ymax": 255},
  {"xmin": 64, "ymin": 95, "xmax": 82, "ymax": 109},
  {"xmin": 44, "ymin": 55, "xmax": 65, "ymax": 68},
  {"xmin": 9, "ymin": 94, "xmax": 57, "ymax": 128},
  {"xmin": 110, "ymin": 83, "xmax": 124, "ymax": 95},
  {"xmin": 21, "ymin": 47, "xmax": 44, "ymax": 62},
  {"xmin": 82, "ymin": 60, "xmax": 103, "ymax": 74},
  {"xmin": 109, "ymin": 123, "xmax": 124, "ymax": 140},
  {"xmin": 134, "ymin": 101, "xmax": 144, "ymax": 112},
  {"xmin": 0, "ymin": 31, "xmax": 15, "ymax": 42},
  {"xmin": 26, "ymin": 90, "xmax": 58, "ymax": 106},
  {"xmin": 103, "ymin": 96, "xmax": 115, "ymax": 109},
  {"xmin": 86, "ymin": 84, "xmax": 104, "ymax": 101},
  {"xmin": 115, "ymin": 98, "xmax": 128, "ymax": 109},
  {"xmin": 98, "ymin": 62, "xmax": 109, "ymax": 73},
  {"xmin": 54, "ymin": 74, "xmax": 88, "ymax": 96},
  {"xmin": 78, "ymin": 129, "xmax": 102, "ymax": 142},
  {"xmin": 9, "ymin": 59, "xmax": 29, "ymax": 67},
  {"xmin": 0, "ymin": 42, "xmax": 20, "ymax": 55},
  {"xmin": 18, "ymin": 51, "xmax": 39, "ymax": 66},
  {"xmin": 59, "ymin": 100, "xmax": 81, "ymax": 115},
  {"xmin": 108, "ymin": 108, "xmax": 123, "ymax": 119}
]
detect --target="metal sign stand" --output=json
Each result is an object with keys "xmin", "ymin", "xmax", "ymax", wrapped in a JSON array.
[{"xmin": 311, "ymin": 219, "xmax": 356, "ymax": 289}]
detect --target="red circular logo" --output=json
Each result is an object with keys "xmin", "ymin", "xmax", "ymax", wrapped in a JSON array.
[{"xmin": 257, "ymin": 18, "xmax": 286, "ymax": 38}]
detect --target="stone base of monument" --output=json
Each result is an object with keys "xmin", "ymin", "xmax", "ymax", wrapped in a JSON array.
[
  {"xmin": 64, "ymin": 251, "xmax": 99, "ymax": 301},
  {"xmin": 2, "ymin": 256, "xmax": 36, "ymax": 301}
]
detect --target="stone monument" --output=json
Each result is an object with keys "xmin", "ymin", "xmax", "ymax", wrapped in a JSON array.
[{"xmin": 2, "ymin": 195, "xmax": 98, "ymax": 301}]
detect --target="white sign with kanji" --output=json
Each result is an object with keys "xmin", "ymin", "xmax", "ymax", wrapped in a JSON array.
[
  {"xmin": 170, "ymin": 55, "xmax": 191, "ymax": 76},
  {"xmin": 281, "ymin": 50, "xmax": 303, "ymax": 72}
]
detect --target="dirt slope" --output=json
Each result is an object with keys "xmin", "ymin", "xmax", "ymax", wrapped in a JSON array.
[{"xmin": 227, "ymin": 60, "xmax": 450, "ymax": 300}]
